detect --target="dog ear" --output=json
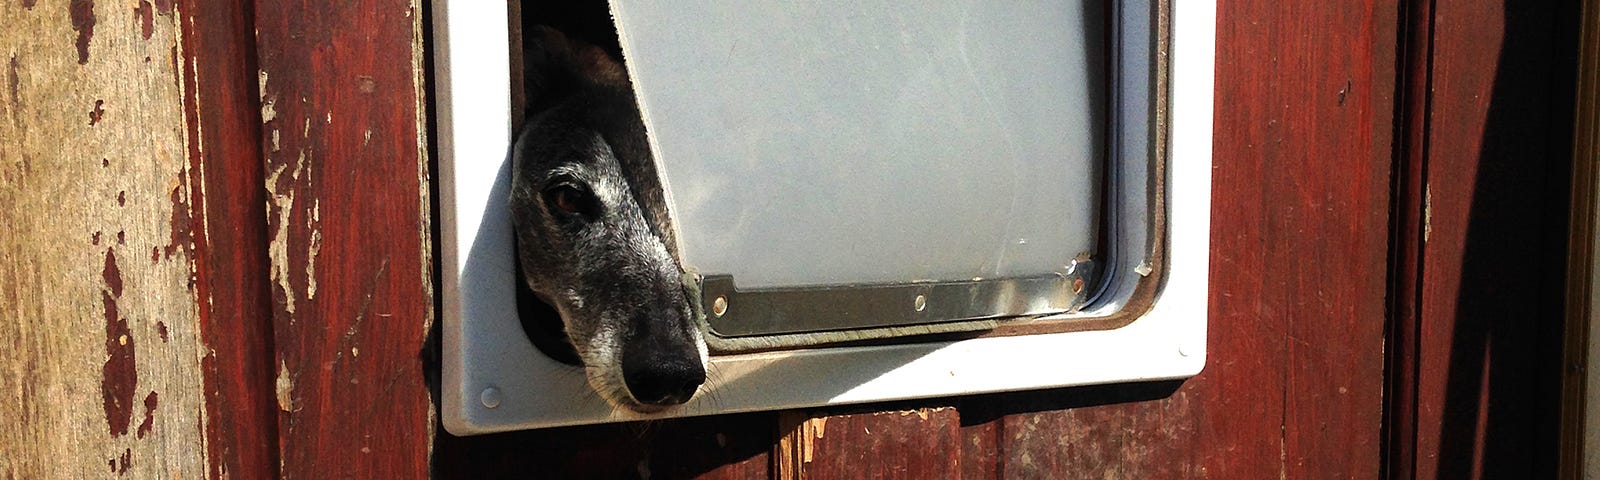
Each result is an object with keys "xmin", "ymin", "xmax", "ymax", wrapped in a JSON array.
[{"xmin": 523, "ymin": 26, "xmax": 628, "ymax": 114}]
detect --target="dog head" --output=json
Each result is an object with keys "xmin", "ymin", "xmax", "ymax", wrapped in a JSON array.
[{"xmin": 509, "ymin": 27, "xmax": 707, "ymax": 412}]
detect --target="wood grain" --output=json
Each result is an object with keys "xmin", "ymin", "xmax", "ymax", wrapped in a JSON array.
[
  {"xmin": 776, "ymin": 408, "xmax": 961, "ymax": 480},
  {"xmin": 251, "ymin": 0, "xmax": 436, "ymax": 477},
  {"xmin": 1411, "ymin": 0, "xmax": 1579, "ymax": 478},
  {"xmin": 0, "ymin": 0, "xmax": 209, "ymax": 476},
  {"xmin": 174, "ymin": 0, "xmax": 280, "ymax": 477}
]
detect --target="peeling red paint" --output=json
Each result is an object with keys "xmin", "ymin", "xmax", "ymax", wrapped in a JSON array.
[
  {"xmin": 89, "ymin": 99, "xmax": 104, "ymax": 125},
  {"xmin": 117, "ymin": 190, "xmax": 125, "ymax": 206},
  {"xmin": 134, "ymin": 1, "xmax": 153, "ymax": 40},
  {"xmin": 101, "ymin": 248, "xmax": 136, "ymax": 437},
  {"xmin": 116, "ymin": 229, "xmax": 125, "ymax": 245},
  {"xmin": 118, "ymin": 448, "xmax": 130, "ymax": 474},
  {"xmin": 149, "ymin": 246, "xmax": 159, "ymax": 263},
  {"xmin": 7, "ymin": 56, "xmax": 18, "ymax": 113},
  {"xmin": 102, "ymin": 157, "xmax": 109, "ymax": 167},
  {"xmin": 92, "ymin": 231, "xmax": 102, "ymax": 245},
  {"xmin": 168, "ymin": 45, "xmax": 178, "ymax": 87},
  {"xmin": 136, "ymin": 391, "xmax": 158, "ymax": 438},
  {"xmin": 69, "ymin": 0, "xmax": 95, "ymax": 65},
  {"xmin": 152, "ymin": 0, "xmax": 171, "ymax": 15},
  {"xmin": 164, "ymin": 184, "xmax": 194, "ymax": 262},
  {"xmin": 21, "ymin": 0, "xmax": 35, "ymax": 9},
  {"xmin": 157, "ymin": 321, "xmax": 167, "ymax": 342},
  {"xmin": 103, "ymin": 248, "xmax": 123, "ymax": 297}
]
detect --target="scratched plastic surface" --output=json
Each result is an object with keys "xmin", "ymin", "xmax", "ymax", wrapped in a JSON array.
[{"xmin": 611, "ymin": 1, "xmax": 1106, "ymax": 288}]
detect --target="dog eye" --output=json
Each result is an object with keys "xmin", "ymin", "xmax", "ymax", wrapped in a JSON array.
[{"xmin": 543, "ymin": 183, "xmax": 600, "ymax": 219}]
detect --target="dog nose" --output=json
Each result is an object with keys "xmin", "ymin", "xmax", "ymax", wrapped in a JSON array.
[{"xmin": 621, "ymin": 354, "xmax": 705, "ymax": 406}]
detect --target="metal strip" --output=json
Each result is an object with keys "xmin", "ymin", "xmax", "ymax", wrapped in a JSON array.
[{"xmin": 703, "ymin": 257, "xmax": 1097, "ymax": 338}]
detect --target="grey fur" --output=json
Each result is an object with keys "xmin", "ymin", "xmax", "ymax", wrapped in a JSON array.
[{"xmin": 509, "ymin": 27, "xmax": 707, "ymax": 412}]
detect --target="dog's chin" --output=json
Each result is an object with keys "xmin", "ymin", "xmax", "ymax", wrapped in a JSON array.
[{"xmin": 618, "ymin": 399, "xmax": 672, "ymax": 414}]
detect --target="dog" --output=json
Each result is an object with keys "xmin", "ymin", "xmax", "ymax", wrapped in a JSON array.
[{"xmin": 508, "ymin": 27, "xmax": 708, "ymax": 412}]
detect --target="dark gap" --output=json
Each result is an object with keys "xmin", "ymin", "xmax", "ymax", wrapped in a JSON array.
[{"xmin": 1380, "ymin": 0, "xmax": 1434, "ymax": 477}]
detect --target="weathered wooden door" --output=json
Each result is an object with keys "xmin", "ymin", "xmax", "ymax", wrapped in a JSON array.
[{"xmin": 0, "ymin": 0, "xmax": 1577, "ymax": 478}]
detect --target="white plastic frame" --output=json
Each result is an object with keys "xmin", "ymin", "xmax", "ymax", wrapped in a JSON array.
[{"xmin": 434, "ymin": 0, "xmax": 1214, "ymax": 434}]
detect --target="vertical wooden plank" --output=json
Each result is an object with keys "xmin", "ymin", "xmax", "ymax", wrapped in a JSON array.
[
  {"xmin": 776, "ymin": 408, "xmax": 961, "ymax": 480},
  {"xmin": 1411, "ymin": 4, "xmax": 1504, "ymax": 475},
  {"xmin": 1562, "ymin": 2, "xmax": 1600, "ymax": 477},
  {"xmin": 174, "ymin": 0, "xmax": 280, "ymax": 478},
  {"xmin": 1208, "ymin": 0, "xmax": 1396, "ymax": 474},
  {"xmin": 958, "ymin": 401, "xmax": 1001, "ymax": 480},
  {"xmin": 1413, "ymin": 0, "xmax": 1579, "ymax": 478},
  {"xmin": 252, "ymin": 0, "xmax": 436, "ymax": 477},
  {"xmin": 0, "ymin": 0, "xmax": 210, "ymax": 477},
  {"xmin": 1271, "ymin": 0, "xmax": 1398, "ymax": 475}
]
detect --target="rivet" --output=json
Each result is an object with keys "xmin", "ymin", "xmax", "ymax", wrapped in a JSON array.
[
  {"xmin": 480, "ymin": 387, "xmax": 502, "ymax": 409},
  {"xmin": 1072, "ymin": 277, "xmax": 1085, "ymax": 294},
  {"xmin": 712, "ymin": 296, "xmax": 728, "ymax": 317},
  {"xmin": 914, "ymin": 294, "xmax": 927, "ymax": 312}
]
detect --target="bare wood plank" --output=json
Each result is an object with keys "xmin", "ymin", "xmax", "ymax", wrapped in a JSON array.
[
  {"xmin": 172, "ymin": 0, "xmax": 280, "ymax": 477},
  {"xmin": 776, "ymin": 408, "xmax": 961, "ymax": 480},
  {"xmin": 251, "ymin": 0, "xmax": 436, "ymax": 477},
  {"xmin": 0, "ymin": 0, "xmax": 211, "ymax": 477}
]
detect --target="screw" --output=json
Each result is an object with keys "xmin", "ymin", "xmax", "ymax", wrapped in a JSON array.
[
  {"xmin": 480, "ymin": 387, "xmax": 502, "ymax": 409},
  {"xmin": 914, "ymin": 294, "xmax": 927, "ymax": 312},
  {"xmin": 712, "ymin": 296, "xmax": 728, "ymax": 317}
]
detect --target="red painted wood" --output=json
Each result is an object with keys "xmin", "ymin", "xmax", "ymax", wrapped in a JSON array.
[
  {"xmin": 992, "ymin": 400, "xmax": 1171, "ymax": 476},
  {"xmin": 779, "ymin": 408, "xmax": 962, "ymax": 479},
  {"xmin": 177, "ymin": 0, "xmax": 279, "ymax": 478},
  {"xmin": 958, "ymin": 401, "xmax": 1000, "ymax": 480},
  {"xmin": 1410, "ymin": 0, "xmax": 1578, "ymax": 478},
  {"xmin": 1206, "ymin": 0, "xmax": 1396, "ymax": 475},
  {"xmin": 252, "ymin": 1, "xmax": 435, "ymax": 478},
  {"xmin": 1270, "ymin": 1, "xmax": 1398, "ymax": 477}
]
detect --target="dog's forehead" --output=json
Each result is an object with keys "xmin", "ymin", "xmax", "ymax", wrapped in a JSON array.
[
  {"xmin": 526, "ymin": 122, "xmax": 624, "ymax": 177},
  {"xmin": 543, "ymin": 130, "xmax": 616, "ymax": 169}
]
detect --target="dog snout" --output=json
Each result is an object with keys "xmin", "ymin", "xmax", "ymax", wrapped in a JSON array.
[
  {"xmin": 620, "ymin": 350, "xmax": 704, "ymax": 406},
  {"xmin": 621, "ymin": 357, "xmax": 704, "ymax": 406},
  {"xmin": 620, "ymin": 326, "xmax": 706, "ymax": 406}
]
